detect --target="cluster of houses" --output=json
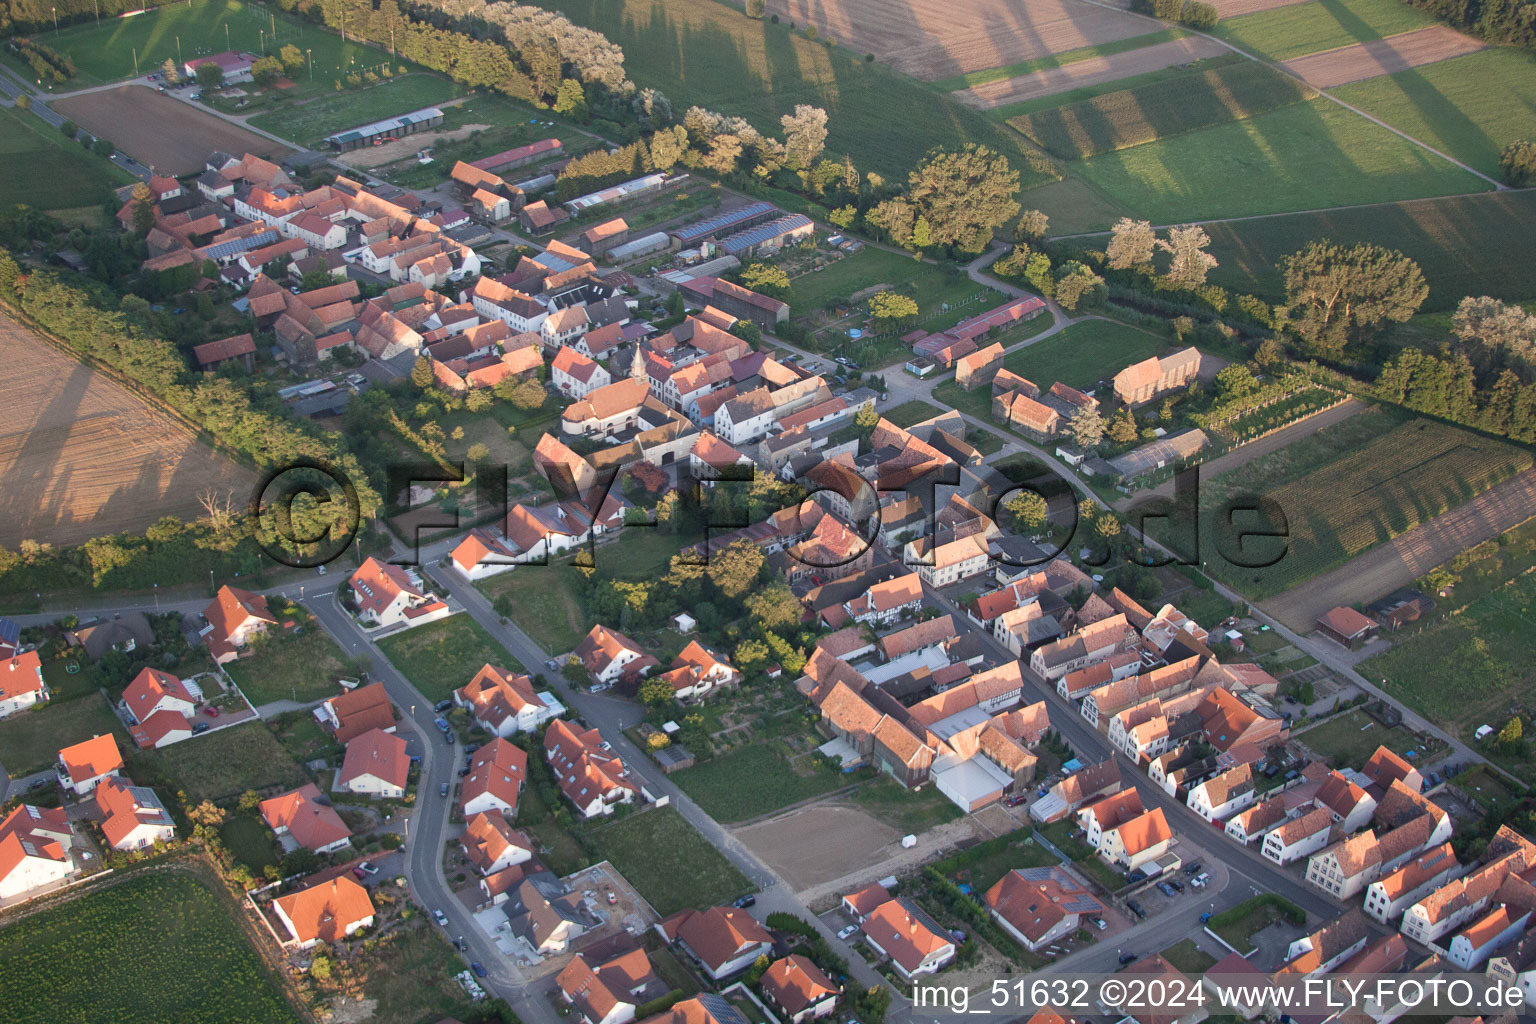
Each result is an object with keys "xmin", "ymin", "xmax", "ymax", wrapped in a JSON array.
[{"xmin": 903, "ymin": 295, "xmax": 1047, "ymax": 378}]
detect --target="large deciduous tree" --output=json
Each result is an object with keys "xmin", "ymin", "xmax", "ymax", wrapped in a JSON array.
[
  {"xmin": 1282, "ymin": 241, "xmax": 1427, "ymax": 351},
  {"xmin": 1106, "ymin": 217, "xmax": 1156, "ymax": 270},
  {"xmin": 1069, "ymin": 405, "xmax": 1105, "ymax": 450},
  {"xmin": 906, "ymin": 144, "xmax": 1021, "ymax": 253},
  {"xmin": 1157, "ymin": 225, "xmax": 1217, "ymax": 288},
  {"xmin": 780, "ymin": 104, "xmax": 829, "ymax": 170}
]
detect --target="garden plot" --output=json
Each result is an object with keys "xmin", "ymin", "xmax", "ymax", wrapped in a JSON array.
[{"xmin": 1282, "ymin": 26, "xmax": 1484, "ymax": 89}]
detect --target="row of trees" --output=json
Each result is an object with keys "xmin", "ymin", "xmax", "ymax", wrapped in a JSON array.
[{"xmin": 1399, "ymin": 0, "xmax": 1536, "ymax": 50}]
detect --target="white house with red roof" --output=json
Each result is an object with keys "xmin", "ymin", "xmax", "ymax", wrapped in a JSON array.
[
  {"xmin": 57, "ymin": 734, "xmax": 124, "ymax": 795},
  {"xmin": 0, "ymin": 803, "xmax": 78, "ymax": 901},
  {"xmin": 574, "ymin": 624, "xmax": 658, "ymax": 687},
  {"xmin": 460, "ymin": 810, "xmax": 536, "ymax": 875},
  {"xmin": 461, "ymin": 737, "xmax": 529, "ymax": 818},
  {"xmin": 120, "ymin": 667, "xmax": 201, "ymax": 724},
  {"xmin": 201, "ymin": 585, "xmax": 277, "ymax": 663},
  {"xmin": 456, "ymin": 664, "xmax": 564, "ymax": 737},
  {"xmin": 96, "ymin": 777, "xmax": 176, "ymax": 851},
  {"xmin": 545, "ymin": 719, "xmax": 640, "ymax": 818},
  {"xmin": 335, "ymin": 728, "xmax": 410, "ymax": 799},
  {"xmin": 128, "ymin": 709, "xmax": 195, "ymax": 750},
  {"xmin": 348, "ymin": 557, "xmax": 451, "ymax": 630},
  {"xmin": 0, "ymin": 649, "xmax": 48, "ymax": 719},
  {"xmin": 551, "ymin": 345, "xmax": 611, "ymax": 398},
  {"xmin": 259, "ymin": 783, "xmax": 353, "ymax": 854},
  {"xmin": 657, "ymin": 641, "xmax": 740, "ymax": 702},
  {"xmin": 449, "ymin": 527, "xmax": 522, "ymax": 581},
  {"xmin": 273, "ymin": 875, "xmax": 375, "ymax": 949},
  {"xmin": 657, "ymin": 906, "xmax": 775, "ymax": 980},
  {"xmin": 860, "ymin": 898, "xmax": 955, "ymax": 980},
  {"xmin": 761, "ymin": 955, "xmax": 840, "ymax": 1024}
]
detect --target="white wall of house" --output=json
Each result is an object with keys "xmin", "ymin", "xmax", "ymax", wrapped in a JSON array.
[{"xmin": 340, "ymin": 772, "xmax": 406, "ymax": 800}]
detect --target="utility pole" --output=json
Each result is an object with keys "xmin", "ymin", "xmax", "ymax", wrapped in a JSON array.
[{"xmin": 132, "ymin": 47, "xmax": 138, "ymax": 76}]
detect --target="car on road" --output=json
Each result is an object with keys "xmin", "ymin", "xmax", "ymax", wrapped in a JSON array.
[
  {"xmin": 733, "ymin": 895, "xmax": 756, "ymax": 909},
  {"xmin": 838, "ymin": 924, "xmax": 859, "ymax": 940},
  {"xmin": 434, "ymin": 717, "xmax": 451, "ymax": 732},
  {"xmin": 546, "ymin": 659, "xmax": 558, "ymax": 670},
  {"xmin": 471, "ymin": 962, "xmax": 487, "ymax": 978},
  {"xmin": 1119, "ymin": 952, "xmax": 1139, "ymax": 965},
  {"xmin": 1200, "ymin": 912, "xmax": 1212, "ymax": 924},
  {"xmin": 439, "ymin": 783, "xmax": 449, "ymax": 797},
  {"xmin": 433, "ymin": 909, "xmax": 448, "ymax": 927}
]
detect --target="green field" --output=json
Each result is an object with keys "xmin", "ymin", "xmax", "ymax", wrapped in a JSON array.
[
  {"xmin": 1001, "ymin": 318, "xmax": 1163, "ymax": 391},
  {"xmin": 249, "ymin": 74, "xmax": 464, "ymax": 145},
  {"xmin": 845, "ymin": 777, "xmax": 964, "ymax": 833},
  {"xmin": 669, "ymin": 745, "xmax": 848, "ymax": 823},
  {"xmin": 33, "ymin": 0, "xmax": 397, "ymax": 90},
  {"xmin": 219, "ymin": 814, "xmax": 281, "ymax": 871},
  {"xmin": 1213, "ymin": 0, "xmax": 1438, "ymax": 61},
  {"xmin": 933, "ymin": 28, "xmax": 1191, "ymax": 91},
  {"xmin": 883, "ymin": 399, "xmax": 946, "ymax": 428},
  {"xmin": 0, "ymin": 692, "xmax": 128, "ymax": 774},
  {"xmin": 531, "ymin": 0, "xmax": 1053, "ymax": 180},
  {"xmin": 788, "ymin": 247, "xmax": 996, "ymax": 318},
  {"xmin": 1362, "ymin": 520, "xmax": 1536, "ymax": 741},
  {"xmin": 481, "ymin": 566, "xmax": 590, "ymax": 654},
  {"xmin": 1072, "ymin": 99, "xmax": 1489, "ymax": 224},
  {"xmin": 1296, "ymin": 709, "xmax": 1444, "ymax": 769},
  {"xmin": 0, "ymin": 871, "xmax": 293, "ymax": 1024},
  {"xmin": 987, "ymin": 54, "xmax": 1247, "ymax": 123},
  {"xmin": 582, "ymin": 806, "xmax": 753, "ymax": 915},
  {"xmin": 131, "ymin": 720, "xmax": 308, "ymax": 802},
  {"xmin": 1331, "ymin": 48, "xmax": 1536, "ymax": 179},
  {"xmin": 0, "ymin": 105, "xmax": 133, "ymax": 214},
  {"xmin": 224, "ymin": 617, "xmax": 353, "ymax": 707},
  {"xmin": 1203, "ymin": 189, "xmax": 1536, "ymax": 312},
  {"xmin": 377, "ymin": 613, "xmax": 515, "ymax": 702},
  {"xmin": 1011, "ymin": 61, "xmax": 1316, "ymax": 161},
  {"xmin": 1199, "ymin": 415, "xmax": 1534, "ymax": 597}
]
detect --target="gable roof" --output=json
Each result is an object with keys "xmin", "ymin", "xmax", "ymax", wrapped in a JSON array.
[
  {"xmin": 985, "ymin": 865, "xmax": 1104, "ymax": 943},
  {"xmin": 58, "ymin": 734, "xmax": 123, "ymax": 782},
  {"xmin": 259, "ymin": 783, "xmax": 351, "ymax": 850},
  {"xmin": 461, "ymin": 810, "xmax": 535, "ymax": 872},
  {"xmin": 761, "ymin": 955, "xmax": 838, "ymax": 1014},
  {"xmin": 338, "ymin": 728, "xmax": 410, "ymax": 791},
  {"xmin": 324, "ymin": 681, "xmax": 396, "ymax": 744},
  {"xmin": 275, "ymin": 876, "xmax": 375, "ymax": 944},
  {"xmin": 0, "ymin": 802, "xmax": 72, "ymax": 882},
  {"xmin": 862, "ymin": 898, "xmax": 952, "ymax": 972},
  {"xmin": 460, "ymin": 736, "xmax": 529, "ymax": 816},
  {"xmin": 662, "ymin": 906, "xmax": 774, "ymax": 972}
]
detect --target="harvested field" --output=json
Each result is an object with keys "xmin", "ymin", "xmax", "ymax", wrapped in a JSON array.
[
  {"xmin": 1263, "ymin": 468, "xmax": 1536, "ymax": 631},
  {"xmin": 764, "ymin": 0, "xmax": 1155, "ymax": 81},
  {"xmin": 953, "ymin": 36, "xmax": 1228, "ymax": 108},
  {"xmin": 53, "ymin": 86, "xmax": 289, "ymax": 176},
  {"xmin": 1282, "ymin": 26, "xmax": 1484, "ymax": 89},
  {"xmin": 1212, "ymin": 0, "xmax": 1310, "ymax": 17},
  {"xmin": 0, "ymin": 313, "xmax": 254, "ymax": 549},
  {"xmin": 1011, "ymin": 60, "xmax": 1316, "ymax": 159},
  {"xmin": 734, "ymin": 805, "xmax": 899, "ymax": 890}
]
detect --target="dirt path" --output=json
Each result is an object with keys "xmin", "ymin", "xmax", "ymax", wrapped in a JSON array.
[
  {"xmin": 1262, "ymin": 467, "xmax": 1536, "ymax": 630},
  {"xmin": 952, "ymin": 36, "xmax": 1228, "ymax": 108},
  {"xmin": 1118, "ymin": 398, "xmax": 1364, "ymax": 511},
  {"xmin": 1282, "ymin": 26, "xmax": 1484, "ymax": 89}
]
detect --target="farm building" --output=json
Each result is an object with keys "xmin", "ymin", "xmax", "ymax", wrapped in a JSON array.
[
  {"xmin": 193, "ymin": 333, "xmax": 256, "ymax": 372},
  {"xmin": 1316, "ymin": 607, "xmax": 1380, "ymax": 649},
  {"xmin": 563, "ymin": 173, "xmax": 667, "ymax": 215},
  {"xmin": 678, "ymin": 276, "xmax": 788, "ymax": 328},
  {"xmin": 325, "ymin": 107, "xmax": 445, "ymax": 152},
  {"xmin": 720, "ymin": 214, "xmax": 814, "ymax": 258},
  {"xmin": 183, "ymin": 51, "xmax": 255, "ymax": 82},
  {"xmin": 581, "ymin": 218, "xmax": 630, "ymax": 257},
  {"xmin": 1107, "ymin": 429, "xmax": 1208, "ymax": 480},
  {"xmin": 1113, "ymin": 347, "xmax": 1202, "ymax": 406},
  {"xmin": 948, "ymin": 296, "xmax": 1047, "ymax": 342},
  {"xmin": 605, "ymin": 231, "xmax": 671, "ymax": 263},
  {"xmin": 471, "ymin": 138, "xmax": 561, "ymax": 172},
  {"xmin": 671, "ymin": 202, "xmax": 778, "ymax": 247}
]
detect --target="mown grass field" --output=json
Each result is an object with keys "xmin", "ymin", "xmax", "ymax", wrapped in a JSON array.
[
  {"xmin": 34, "ymin": 0, "xmax": 396, "ymax": 90},
  {"xmin": 1297, "ymin": 709, "xmax": 1444, "ymax": 769},
  {"xmin": 1203, "ymin": 189, "xmax": 1536, "ymax": 312},
  {"xmin": 788, "ymin": 247, "xmax": 991, "ymax": 318},
  {"xmin": 532, "ymin": 0, "xmax": 1055, "ymax": 180},
  {"xmin": 1010, "ymin": 60, "xmax": 1315, "ymax": 160},
  {"xmin": 0, "ymin": 692, "xmax": 127, "ymax": 774},
  {"xmin": 1000, "ymin": 318, "xmax": 1163, "ymax": 391},
  {"xmin": 670, "ymin": 745, "xmax": 849, "ymax": 823},
  {"xmin": 932, "ymin": 28, "xmax": 1190, "ymax": 91},
  {"xmin": 1330, "ymin": 48, "xmax": 1536, "ymax": 178},
  {"xmin": 986, "ymin": 54, "xmax": 1246, "ymax": 123},
  {"xmin": 1213, "ymin": 0, "xmax": 1438, "ymax": 61},
  {"xmin": 224, "ymin": 615, "xmax": 352, "ymax": 706},
  {"xmin": 249, "ymin": 74, "xmax": 464, "ymax": 145},
  {"xmin": 1072, "ymin": 98, "xmax": 1489, "ymax": 224},
  {"xmin": 377, "ymin": 613, "xmax": 515, "ymax": 702},
  {"xmin": 0, "ymin": 105, "xmax": 133, "ymax": 213},
  {"xmin": 1200, "ymin": 415, "xmax": 1534, "ymax": 598},
  {"xmin": 0, "ymin": 871, "xmax": 293, "ymax": 1024},
  {"xmin": 582, "ymin": 807, "xmax": 753, "ymax": 914},
  {"xmin": 131, "ymin": 720, "xmax": 308, "ymax": 802}
]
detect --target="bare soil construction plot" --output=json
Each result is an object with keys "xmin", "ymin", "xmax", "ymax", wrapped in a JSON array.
[
  {"xmin": 954, "ymin": 36, "xmax": 1229, "ymax": 108},
  {"xmin": 766, "ymin": 0, "xmax": 1155, "ymax": 81},
  {"xmin": 0, "ymin": 314, "xmax": 255, "ymax": 548},
  {"xmin": 339, "ymin": 123, "xmax": 490, "ymax": 170},
  {"xmin": 1263, "ymin": 468, "xmax": 1536, "ymax": 631},
  {"xmin": 1283, "ymin": 26, "xmax": 1484, "ymax": 89},
  {"xmin": 54, "ymin": 86, "xmax": 289, "ymax": 176}
]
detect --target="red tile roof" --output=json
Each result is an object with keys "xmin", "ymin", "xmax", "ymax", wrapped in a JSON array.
[
  {"xmin": 324, "ymin": 681, "xmax": 396, "ymax": 745},
  {"xmin": 58, "ymin": 733, "xmax": 123, "ymax": 783},
  {"xmin": 274, "ymin": 876, "xmax": 374, "ymax": 945},
  {"xmin": 337, "ymin": 728, "xmax": 410, "ymax": 792}
]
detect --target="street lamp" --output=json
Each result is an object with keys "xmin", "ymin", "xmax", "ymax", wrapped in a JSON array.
[{"xmin": 51, "ymin": 6, "xmax": 57, "ymax": 33}]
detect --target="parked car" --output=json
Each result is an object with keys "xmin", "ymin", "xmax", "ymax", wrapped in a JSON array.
[
  {"xmin": 1183, "ymin": 862, "xmax": 1203, "ymax": 876},
  {"xmin": 434, "ymin": 717, "xmax": 451, "ymax": 732},
  {"xmin": 439, "ymin": 783, "xmax": 449, "ymax": 797},
  {"xmin": 1157, "ymin": 882, "xmax": 1177, "ymax": 897},
  {"xmin": 203, "ymin": 706, "xmax": 220, "ymax": 717},
  {"xmin": 433, "ymin": 909, "xmax": 448, "ymax": 927},
  {"xmin": 1092, "ymin": 917, "xmax": 1107, "ymax": 931},
  {"xmin": 358, "ymin": 861, "xmax": 379, "ymax": 875},
  {"xmin": 1126, "ymin": 899, "xmax": 1146, "ymax": 918},
  {"xmin": 1004, "ymin": 792, "xmax": 1029, "ymax": 808},
  {"xmin": 192, "ymin": 722, "xmax": 210, "ymax": 734},
  {"xmin": 1119, "ymin": 952, "xmax": 1139, "ymax": 965},
  {"xmin": 316, "ymin": 564, "xmax": 327, "ymax": 575},
  {"xmin": 838, "ymin": 924, "xmax": 859, "ymax": 940},
  {"xmin": 733, "ymin": 895, "xmax": 756, "ymax": 909},
  {"xmin": 1200, "ymin": 911, "xmax": 1213, "ymax": 924},
  {"xmin": 434, "ymin": 699, "xmax": 453, "ymax": 713},
  {"xmin": 471, "ymin": 962, "xmax": 487, "ymax": 978},
  {"xmin": 1168, "ymin": 880, "xmax": 1184, "ymax": 893},
  {"xmin": 353, "ymin": 867, "xmax": 369, "ymax": 879},
  {"xmin": 1191, "ymin": 873, "xmax": 1210, "ymax": 888},
  {"xmin": 607, "ymin": 891, "xmax": 618, "ymax": 905}
]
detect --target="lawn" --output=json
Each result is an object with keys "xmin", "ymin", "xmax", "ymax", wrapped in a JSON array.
[
  {"xmin": 35, "ymin": 0, "xmax": 397, "ymax": 90},
  {"xmin": 1295, "ymin": 709, "xmax": 1443, "ymax": 770},
  {"xmin": 0, "ymin": 105, "xmax": 134, "ymax": 214},
  {"xmin": 845, "ymin": 777, "xmax": 964, "ymax": 834},
  {"xmin": 1450, "ymin": 764, "xmax": 1523, "ymax": 813},
  {"xmin": 1361, "ymin": 519, "xmax": 1536, "ymax": 741},
  {"xmin": 377, "ymin": 613, "xmax": 515, "ymax": 701},
  {"xmin": 0, "ymin": 871, "xmax": 293, "ymax": 1024},
  {"xmin": 480, "ymin": 565, "xmax": 590, "ymax": 655},
  {"xmin": 0, "ymin": 692, "xmax": 127, "ymax": 774},
  {"xmin": 131, "ymin": 720, "xmax": 307, "ymax": 802},
  {"xmin": 932, "ymin": 28, "xmax": 1190, "ymax": 91},
  {"xmin": 669, "ymin": 744, "xmax": 848, "ymax": 824},
  {"xmin": 219, "ymin": 814, "xmax": 281, "ymax": 871},
  {"xmin": 1161, "ymin": 939, "xmax": 1218, "ymax": 975},
  {"xmin": 533, "ymin": 0, "xmax": 1054, "ymax": 181},
  {"xmin": 223, "ymin": 616, "xmax": 353, "ymax": 707},
  {"xmin": 1203, "ymin": 188, "xmax": 1536, "ymax": 313},
  {"xmin": 1331, "ymin": 48, "xmax": 1536, "ymax": 179},
  {"xmin": 1010, "ymin": 60, "xmax": 1315, "ymax": 161},
  {"xmin": 931, "ymin": 829, "xmax": 1059, "ymax": 893},
  {"xmin": 788, "ymin": 247, "xmax": 996, "ymax": 323},
  {"xmin": 581, "ymin": 806, "xmax": 753, "ymax": 915},
  {"xmin": 1212, "ymin": 0, "xmax": 1438, "ymax": 61},
  {"xmin": 1198, "ymin": 415, "xmax": 1533, "ymax": 597},
  {"xmin": 882, "ymin": 399, "xmax": 946, "ymax": 429},
  {"xmin": 1073, "ymin": 99, "xmax": 1489, "ymax": 225},
  {"xmin": 248, "ymin": 73, "xmax": 465, "ymax": 146},
  {"xmin": 1001, "ymin": 318, "xmax": 1163, "ymax": 392}
]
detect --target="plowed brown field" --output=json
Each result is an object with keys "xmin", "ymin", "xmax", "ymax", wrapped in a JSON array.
[
  {"xmin": 54, "ymin": 85, "xmax": 289, "ymax": 176},
  {"xmin": 766, "ymin": 0, "xmax": 1154, "ymax": 80},
  {"xmin": 0, "ymin": 314, "xmax": 255, "ymax": 548},
  {"xmin": 1282, "ymin": 25, "xmax": 1484, "ymax": 89}
]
